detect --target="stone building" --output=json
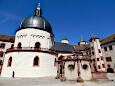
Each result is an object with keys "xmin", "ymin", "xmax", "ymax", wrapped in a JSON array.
[
  {"xmin": 0, "ymin": 34, "xmax": 14, "ymax": 74},
  {"xmin": 0, "ymin": 4, "xmax": 114, "ymax": 81},
  {"xmin": 100, "ymin": 34, "xmax": 115, "ymax": 72},
  {"xmin": 1, "ymin": 6, "xmax": 57, "ymax": 77}
]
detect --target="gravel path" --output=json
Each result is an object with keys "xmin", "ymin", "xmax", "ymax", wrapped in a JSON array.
[{"xmin": 0, "ymin": 77, "xmax": 115, "ymax": 86}]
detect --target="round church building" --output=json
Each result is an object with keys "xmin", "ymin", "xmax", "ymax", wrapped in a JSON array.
[{"xmin": 1, "ymin": 6, "xmax": 57, "ymax": 77}]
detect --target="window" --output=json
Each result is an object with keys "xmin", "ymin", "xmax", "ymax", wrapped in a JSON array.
[
  {"xmin": 54, "ymin": 58, "xmax": 56, "ymax": 66},
  {"xmin": 93, "ymin": 64, "xmax": 97, "ymax": 72},
  {"xmin": 0, "ymin": 60, "xmax": 3, "ymax": 65},
  {"xmin": 0, "ymin": 51, "xmax": 3, "ymax": 57},
  {"xmin": 106, "ymin": 57, "xmax": 112, "ymax": 62},
  {"xmin": 11, "ymin": 44, "xmax": 14, "ymax": 49},
  {"xmin": 7, "ymin": 57, "xmax": 12, "ymax": 67},
  {"xmin": 101, "ymin": 57, "xmax": 103, "ymax": 60},
  {"xmin": 98, "ymin": 49, "xmax": 101, "ymax": 53},
  {"xmin": 98, "ymin": 65, "xmax": 100, "ymax": 69},
  {"xmin": 35, "ymin": 42, "xmax": 40, "ymax": 49},
  {"xmin": 107, "ymin": 64, "xmax": 111, "ymax": 68},
  {"xmin": 91, "ymin": 47, "xmax": 93, "ymax": 50},
  {"xmin": 97, "ymin": 58, "xmax": 99, "ymax": 61},
  {"xmin": 104, "ymin": 47, "xmax": 107, "ymax": 52},
  {"xmin": 17, "ymin": 42, "xmax": 22, "ymax": 48},
  {"xmin": 92, "ymin": 52, "xmax": 94, "ymax": 55},
  {"xmin": 33, "ymin": 56, "xmax": 39, "ymax": 66},
  {"xmin": 109, "ymin": 46, "xmax": 113, "ymax": 50},
  {"xmin": 0, "ymin": 43, "xmax": 5, "ymax": 48},
  {"xmin": 102, "ymin": 64, "xmax": 105, "ymax": 68}
]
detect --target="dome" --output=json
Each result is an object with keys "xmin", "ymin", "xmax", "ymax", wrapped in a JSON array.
[{"xmin": 18, "ymin": 5, "xmax": 53, "ymax": 34}]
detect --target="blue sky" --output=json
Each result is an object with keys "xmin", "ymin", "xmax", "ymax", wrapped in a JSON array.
[{"xmin": 0, "ymin": 0, "xmax": 115, "ymax": 44}]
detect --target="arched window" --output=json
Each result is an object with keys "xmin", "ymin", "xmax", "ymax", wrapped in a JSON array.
[
  {"xmin": 35, "ymin": 42, "xmax": 40, "ymax": 49},
  {"xmin": 17, "ymin": 42, "xmax": 22, "ymax": 48},
  {"xmin": 33, "ymin": 56, "xmax": 39, "ymax": 66},
  {"xmin": 11, "ymin": 44, "xmax": 14, "ymax": 49},
  {"xmin": 7, "ymin": 57, "xmax": 12, "ymax": 67},
  {"xmin": 54, "ymin": 58, "xmax": 56, "ymax": 66}
]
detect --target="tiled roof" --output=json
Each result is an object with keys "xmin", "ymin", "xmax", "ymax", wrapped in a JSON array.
[
  {"xmin": 74, "ymin": 44, "xmax": 90, "ymax": 51},
  {"xmin": 100, "ymin": 34, "xmax": 115, "ymax": 44},
  {"xmin": 89, "ymin": 35, "xmax": 99, "ymax": 42},
  {"xmin": 0, "ymin": 34, "xmax": 15, "ymax": 43},
  {"xmin": 51, "ymin": 42, "xmax": 75, "ymax": 53}
]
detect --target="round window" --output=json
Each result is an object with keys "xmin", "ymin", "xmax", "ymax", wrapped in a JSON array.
[{"xmin": 82, "ymin": 64, "xmax": 88, "ymax": 70}]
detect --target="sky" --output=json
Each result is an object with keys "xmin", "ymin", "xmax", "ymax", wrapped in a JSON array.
[{"xmin": 0, "ymin": 0, "xmax": 115, "ymax": 44}]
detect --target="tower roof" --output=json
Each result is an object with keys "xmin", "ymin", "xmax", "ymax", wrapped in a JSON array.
[
  {"xmin": 18, "ymin": 4, "xmax": 53, "ymax": 34},
  {"xmin": 89, "ymin": 35, "xmax": 99, "ymax": 42}
]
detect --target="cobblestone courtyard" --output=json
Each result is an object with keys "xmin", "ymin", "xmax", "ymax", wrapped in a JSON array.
[{"xmin": 0, "ymin": 77, "xmax": 115, "ymax": 86}]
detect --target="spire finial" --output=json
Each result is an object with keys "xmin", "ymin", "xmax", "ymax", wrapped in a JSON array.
[
  {"xmin": 35, "ymin": 3, "xmax": 42, "ymax": 16},
  {"xmin": 80, "ymin": 34, "xmax": 85, "ymax": 42},
  {"xmin": 37, "ymin": 3, "xmax": 40, "ymax": 9}
]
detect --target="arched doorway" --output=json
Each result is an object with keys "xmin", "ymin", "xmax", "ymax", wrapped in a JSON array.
[{"xmin": 35, "ymin": 42, "xmax": 40, "ymax": 49}]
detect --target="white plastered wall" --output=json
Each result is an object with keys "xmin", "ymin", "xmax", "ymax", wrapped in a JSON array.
[
  {"xmin": 64, "ymin": 61, "xmax": 78, "ymax": 80},
  {"xmin": 80, "ymin": 60, "xmax": 92, "ymax": 80},
  {"xmin": 15, "ymin": 29, "xmax": 53, "ymax": 49},
  {"xmin": 1, "ymin": 52, "xmax": 57, "ymax": 77}
]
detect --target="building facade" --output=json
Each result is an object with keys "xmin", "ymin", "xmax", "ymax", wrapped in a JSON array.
[
  {"xmin": 1, "ymin": 6, "xmax": 57, "ymax": 77},
  {"xmin": 101, "ymin": 34, "xmax": 115, "ymax": 72},
  {"xmin": 0, "ymin": 34, "xmax": 14, "ymax": 74},
  {"xmin": 89, "ymin": 36, "xmax": 106, "ymax": 72},
  {"xmin": 0, "ymin": 5, "xmax": 114, "ymax": 81}
]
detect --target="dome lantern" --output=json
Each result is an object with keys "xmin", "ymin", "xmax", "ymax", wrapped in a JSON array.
[
  {"xmin": 35, "ymin": 3, "xmax": 42, "ymax": 16},
  {"xmin": 18, "ymin": 3, "xmax": 53, "ymax": 34}
]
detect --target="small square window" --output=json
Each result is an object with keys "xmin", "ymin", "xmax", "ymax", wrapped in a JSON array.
[
  {"xmin": 102, "ymin": 64, "xmax": 105, "ymax": 68},
  {"xmin": 98, "ymin": 49, "xmax": 101, "ymax": 53},
  {"xmin": 109, "ymin": 46, "xmax": 113, "ymax": 50},
  {"xmin": 107, "ymin": 64, "xmax": 111, "ymax": 68},
  {"xmin": 104, "ymin": 47, "xmax": 107, "ymax": 52},
  {"xmin": 101, "ymin": 57, "xmax": 103, "ymax": 60},
  {"xmin": 92, "ymin": 52, "xmax": 94, "ymax": 55},
  {"xmin": 98, "ymin": 65, "xmax": 100, "ymax": 69},
  {"xmin": 0, "ymin": 43, "xmax": 5, "ymax": 48},
  {"xmin": 97, "ymin": 58, "xmax": 99, "ymax": 61}
]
